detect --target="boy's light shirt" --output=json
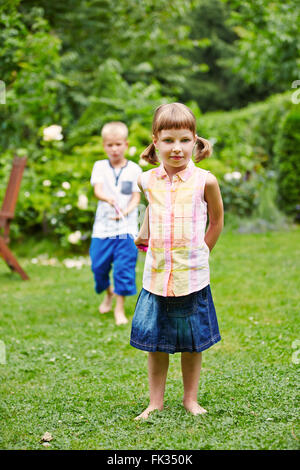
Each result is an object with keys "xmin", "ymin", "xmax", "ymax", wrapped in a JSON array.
[{"xmin": 91, "ymin": 159, "xmax": 142, "ymax": 238}]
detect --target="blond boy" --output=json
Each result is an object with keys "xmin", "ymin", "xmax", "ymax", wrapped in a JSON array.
[{"xmin": 90, "ymin": 122, "xmax": 142, "ymax": 325}]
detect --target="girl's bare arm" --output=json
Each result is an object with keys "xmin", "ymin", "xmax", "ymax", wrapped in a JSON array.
[
  {"xmin": 135, "ymin": 205, "xmax": 149, "ymax": 246},
  {"xmin": 204, "ymin": 173, "xmax": 224, "ymax": 252},
  {"xmin": 134, "ymin": 174, "xmax": 150, "ymax": 246}
]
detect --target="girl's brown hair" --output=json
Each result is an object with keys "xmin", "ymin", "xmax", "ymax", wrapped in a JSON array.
[{"xmin": 140, "ymin": 102, "xmax": 212, "ymax": 164}]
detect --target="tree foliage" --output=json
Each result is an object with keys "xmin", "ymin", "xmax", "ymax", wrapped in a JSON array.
[
  {"xmin": 180, "ymin": 0, "xmax": 255, "ymax": 111},
  {"xmin": 222, "ymin": 0, "xmax": 300, "ymax": 94},
  {"xmin": 0, "ymin": 2, "xmax": 69, "ymax": 149},
  {"xmin": 21, "ymin": 0, "xmax": 195, "ymax": 103}
]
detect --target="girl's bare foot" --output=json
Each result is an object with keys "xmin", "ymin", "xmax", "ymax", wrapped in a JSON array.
[
  {"xmin": 114, "ymin": 309, "xmax": 128, "ymax": 326},
  {"xmin": 134, "ymin": 405, "xmax": 163, "ymax": 420},
  {"xmin": 183, "ymin": 400, "xmax": 207, "ymax": 415},
  {"xmin": 99, "ymin": 292, "xmax": 114, "ymax": 314}
]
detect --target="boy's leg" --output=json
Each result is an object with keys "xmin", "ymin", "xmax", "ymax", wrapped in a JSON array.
[
  {"xmin": 99, "ymin": 285, "xmax": 114, "ymax": 314},
  {"xmin": 90, "ymin": 238, "xmax": 114, "ymax": 312},
  {"xmin": 135, "ymin": 351, "xmax": 169, "ymax": 420},
  {"xmin": 113, "ymin": 235, "xmax": 138, "ymax": 325},
  {"xmin": 114, "ymin": 294, "xmax": 127, "ymax": 325},
  {"xmin": 181, "ymin": 352, "xmax": 207, "ymax": 415}
]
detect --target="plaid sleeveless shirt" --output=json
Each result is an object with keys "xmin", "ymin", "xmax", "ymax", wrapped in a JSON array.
[{"xmin": 141, "ymin": 159, "xmax": 210, "ymax": 297}]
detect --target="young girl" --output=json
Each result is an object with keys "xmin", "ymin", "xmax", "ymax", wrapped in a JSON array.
[{"xmin": 130, "ymin": 103, "xmax": 224, "ymax": 420}]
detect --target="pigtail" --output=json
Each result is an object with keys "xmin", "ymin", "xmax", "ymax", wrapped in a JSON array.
[
  {"xmin": 140, "ymin": 143, "xmax": 159, "ymax": 165},
  {"xmin": 194, "ymin": 136, "xmax": 212, "ymax": 162}
]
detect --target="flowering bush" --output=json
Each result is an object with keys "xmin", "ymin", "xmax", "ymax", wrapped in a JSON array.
[{"xmin": 43, "ymin": 125, "xmax": 63, "ymax": 142}]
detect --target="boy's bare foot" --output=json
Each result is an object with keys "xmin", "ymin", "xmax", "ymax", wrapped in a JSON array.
[
  {"xmin": 114, "ymin": 309, "xmax": 128, "ymax": 326},
  {"xmin": 99, "ymin": 292, "xmax": 114, "ymax": 314},
  {"xmin": 134, "ymin": 405, "xmax": 163, "ymax": 420},
  {"xmin": 183, "ymin": 400, "xmax": 207, "ymax": 416}
]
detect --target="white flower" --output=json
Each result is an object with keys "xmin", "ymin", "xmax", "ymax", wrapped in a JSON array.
[
  {"xmin": 224, "ymin": 173, "xmax": 233, "ymax": 182},
  {"xmin": 62, "ymin": 181, "xmax": 71, "ymax": 190},
  {"xmin": 63, "ymin": 256, "xmax": 90, "ymax": 268},
  {"xmin": 47, "ymin": 258, "xmax": 58, "ymax": 266},
  {"xmin": 24, "ymin": 191, "xmax": 30, "ymax": 197},
  {"xmin": 43, "ymin": 125, "xmax": 63, "ymax": 142},
  {"xmin": 129, "ymin": 146, "xmax": 137, "ymax": 156},
  {"xmin": 50, "ymin": 218, "xmax": 57, "ymax": 225},
  {"xmin": 232, "ymin": 171, "xmax": 242, "ymax": 180},
  {"xmin": 43, "ymin": 180, "xmax": 51, "ymax": 187},
  {"xmin": 56, "ymin": 190, "xmax": 66, "ymax": 198},
  {"xmin": 77, "ymin": 194, "xmax": 88, "ymax": 210},
  {"xmin": 68, "ymin": 231, "xmax": 82, "ymax": 244},
  {"xmin": 65, "ymin": 204, "xmax": 72, "ymax": 211},
  {"xmin": 224, "ymin": 171, "xmax": 242, "ymax": 182},
  {"xmin": 138, "ymin": 158, "xmax": 148, "ymax": 167},
  {"xmin": 63, "ymin": 258, "xmax": 83, "ymax": 269}
]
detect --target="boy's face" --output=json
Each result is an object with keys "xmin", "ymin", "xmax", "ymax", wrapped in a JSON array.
[{"xmin": 103, "ymin": 134, "xmax": 128, "ymax": 164}]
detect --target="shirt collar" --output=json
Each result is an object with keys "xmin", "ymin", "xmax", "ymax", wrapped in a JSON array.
[{"xmin": 155, "ymin": 159, "xmax": 195, "ymax": 182}]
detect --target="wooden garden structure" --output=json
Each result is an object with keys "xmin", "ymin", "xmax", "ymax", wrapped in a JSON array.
[{"xmin": 0, "ymin": 156, "xmax": 29, "ymax": 280}]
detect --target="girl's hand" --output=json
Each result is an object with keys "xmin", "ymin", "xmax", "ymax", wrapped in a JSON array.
[
  {"xmin": 135, "ymin": 235, "xmax": 148, "ymax": 252},
  {"xmin": 136, "ymin": 244, "xmax": 148, "ymax": 252},
  {"xmin": 134, "ymin": 235, "xmax": 148, "ymax": 247}
]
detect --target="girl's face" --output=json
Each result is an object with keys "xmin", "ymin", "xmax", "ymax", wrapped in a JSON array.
[{"xmin": 153, "ymin": 128, "xmax": 196, "ymax": 174}]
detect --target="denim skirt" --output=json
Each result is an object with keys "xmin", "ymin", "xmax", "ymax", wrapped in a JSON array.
[{"xmin": 130, "ymin": 285, "xmax": 221, "ymax": 354}]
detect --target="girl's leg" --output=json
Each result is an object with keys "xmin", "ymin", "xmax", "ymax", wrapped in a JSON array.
[
  {"xmin": 114, "ymin": 294, "xmax": 128, "ymax": 325},
  {"xmin": 181, "ymin": 352, "xmax": 207, "ymax": 415},
  {"xmin": 135, "ymin": 351, "xmax": 169, "ymax": 420}
]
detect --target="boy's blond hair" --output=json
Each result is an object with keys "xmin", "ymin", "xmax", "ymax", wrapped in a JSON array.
[{"xmin": 101, "ymin": 121, "xmax": 128, "ymax": 140}]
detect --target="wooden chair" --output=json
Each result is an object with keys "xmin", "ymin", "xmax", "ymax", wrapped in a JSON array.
[{"xmin": 0, "ymin": 156, "xmax": 29, "ymax": 280}]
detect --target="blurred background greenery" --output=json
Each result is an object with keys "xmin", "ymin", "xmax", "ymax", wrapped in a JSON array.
[{"xmin": 0, "ymin": 0, "xmax": 299, "ymax": 251}]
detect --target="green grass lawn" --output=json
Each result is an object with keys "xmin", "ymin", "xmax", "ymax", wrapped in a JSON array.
[{"xmin": 0, "ymin": 230, "xmax": 299, "ymax": 450}]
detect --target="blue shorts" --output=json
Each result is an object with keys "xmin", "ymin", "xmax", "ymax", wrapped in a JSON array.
[
  {"xmin": 130, "ymin": 285, "xmax": 221, "ymax": 354},
  {"xmin": 90, "ymin": 235, "xmax": 138, "ymax": 296}
]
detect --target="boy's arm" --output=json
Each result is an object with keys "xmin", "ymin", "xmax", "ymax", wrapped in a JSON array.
[
  {"xmin": 122, "ymin": 169, "xmax": 143, "ymax": 216},
  {"xmin": 204, "ymin": 173, "xmax": 224, "ymax": 252},
  {"xmin": 94, "ymin": 182, "xmax": 116, "ymax": 206},
  {"xmin": 122, "ymin": 192, "xmax": 140, "ymax": 217},
  {"xmin": 111, "ymin": 173, "xmax": 141, "ymax": 219}
]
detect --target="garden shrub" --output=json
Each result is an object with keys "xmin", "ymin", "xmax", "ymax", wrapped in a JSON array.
[
  {"xmin": 198, "ymin": 92, "xmax": 293, "ymax": 170},
  {"xmin": 274, "ymin": 108, "xmax": 300, "ymax": 216}
]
